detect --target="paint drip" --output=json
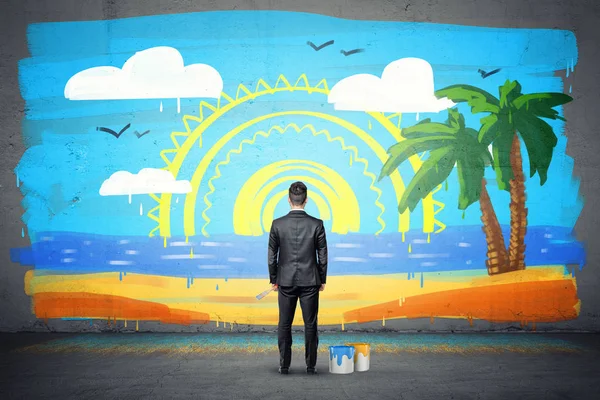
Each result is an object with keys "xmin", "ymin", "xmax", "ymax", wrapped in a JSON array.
[
  {"xmin": 329, "ymin": 346, "xmax": 354, "ymax": 365},
  {"xmin": 139, "ymin": 203, "xmax": 143, "ymax": 216},
  {"xmin": 160, "ymin": 101, "xmax": 163, "ymax": 112},
  {"xmin": 329, "ymin": 345, "xmax": 355, "ymax": 371},
  {"xmin": 346, "ymin": 343, "xmax": 370, "ymax": 372}
]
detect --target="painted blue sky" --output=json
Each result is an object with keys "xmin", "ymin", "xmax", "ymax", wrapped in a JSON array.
[{"xmin": 16, "ymin": 10, "xmax": 581, "ymax": 238}]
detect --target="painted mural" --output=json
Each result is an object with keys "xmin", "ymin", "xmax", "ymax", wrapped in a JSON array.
[{"xmin": 11, "ymin": 11, "xmax": 585, "ymax": 329}]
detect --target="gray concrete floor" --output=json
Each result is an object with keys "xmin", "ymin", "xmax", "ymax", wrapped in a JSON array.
[{"xmin": 1, "ymin": 333, "xmax": 599, "ymax": 399}]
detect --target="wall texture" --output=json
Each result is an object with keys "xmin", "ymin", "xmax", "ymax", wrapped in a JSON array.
[{"xmin": 1, "ymin": 0, "xmax": 599, "ymax": 332}]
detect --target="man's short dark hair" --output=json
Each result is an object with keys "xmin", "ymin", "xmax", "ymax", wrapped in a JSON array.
[{"xmin": 289, "ymin": 181, "xmax": 307, "ymax": 206}]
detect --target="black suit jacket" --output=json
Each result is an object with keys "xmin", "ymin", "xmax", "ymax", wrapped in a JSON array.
[{"xmin": 268, "ymin": 210, "xmax": 328, "ymax": 287}]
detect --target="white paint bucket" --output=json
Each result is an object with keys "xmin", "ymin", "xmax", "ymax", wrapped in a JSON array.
[
  {"xmin": 329, "ymin": 345, "xmax": 355, "ymax": 374},
  {"xmin": 346, "ymin": 343, "xmax": 370, "ymax": 372}
]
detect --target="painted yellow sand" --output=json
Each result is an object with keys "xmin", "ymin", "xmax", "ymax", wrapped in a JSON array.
[{"xmin": 25, "ymin": 266, "xmax": 572, "ymax": 326}]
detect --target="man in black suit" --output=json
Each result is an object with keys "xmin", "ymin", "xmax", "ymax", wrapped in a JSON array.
[{"xmin": 268, "ymin": 181, "xmax": 328, "ymax": 375}]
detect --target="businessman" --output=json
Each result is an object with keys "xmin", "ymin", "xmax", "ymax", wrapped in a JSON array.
[{"xmin": 268, "ymin": 181, "xmax": 328, "ymax": 375}]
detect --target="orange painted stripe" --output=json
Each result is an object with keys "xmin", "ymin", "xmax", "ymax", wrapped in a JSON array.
[
  {"xmin": 33, "ymin": 292, "xmax": 210, "ymax": 325},
  {"xmin": 343, "ymin": 279, "xmax": 579, "ymax": 324}
]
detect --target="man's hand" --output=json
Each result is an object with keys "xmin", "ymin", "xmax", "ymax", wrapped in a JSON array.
[
  {"xmin": 272, "ymin": 283, "xmax": 278, "ymax": 291},
  {"xmin": 319, "ymin": 284, "xmax": 325, "ymax": 292}
]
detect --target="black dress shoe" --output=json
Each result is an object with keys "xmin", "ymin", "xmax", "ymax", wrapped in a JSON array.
[
  {"xmin": 306, "ymin": 368, "xmax": 317, "ymax": 375},
  {"xmin": 279, "ymin": 367, "xmax": 289, "ymax": 374}
]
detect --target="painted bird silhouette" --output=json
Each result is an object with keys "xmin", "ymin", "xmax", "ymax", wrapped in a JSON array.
[
  {"xmin": 306, "ymin": 40, "xmax": 334, "ymax": 51},
  {"xmin": 340, "ymin": 48, "xmax": 365, "ymax": 56},
  {"xmin": 97, "ymin": 123, "xmax": 131, "ymax": 138},
  {"xmin": 478, "ymin": 68, "xmax": 501, "ymax": 79},
  {"xmin": 133, "ymin": 130, "xmax": 151, "ymax": 138}
]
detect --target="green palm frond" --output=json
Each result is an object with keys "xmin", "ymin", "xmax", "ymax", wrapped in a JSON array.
[
  {"xmin": 478, "ymin": 114, "xmax": 500, "ymax": 146},
  {"xmin": 499, "ymin": 80, "xmax": 522, "ymax": 108},
  {"xmin": 481, "ymin": 148, "xmax": 493, "ymax": 166},
  {"xmin": 401, "ymin": 120, "xmax": 457, "ymax": 139},
  {"xmin": 513, "ymin": 93, "xmax": 573, "ymax": 121},
  {"xmin": 514, "ymin": 112, "xmax": 558, "ymax": 185},
  {"xmin": 435, "ymin": 85, "xmax": 500, "ymax": 114},
  {"xmin": 379, "ymin": 136, "xmax": 456, "ymax": 181},
  {"xmin": 456, "ymin": 155, "xmax": 485, "ymax": 210},
  {"xmin": 398, "ymin": 147, "xmax": 458, "ymax": 213},
  {"xmin": 491, "ymin": 133, "xmax": 514, "ymax": 190},
  {"xmin": 447, "ymin": 108, "xmax": 466, "ymax": 130}
]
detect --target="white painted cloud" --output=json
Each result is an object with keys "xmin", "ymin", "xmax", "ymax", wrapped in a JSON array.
[
  {"xmin": 328, "ymin": 57, "xmax": 455, "ymax": 113},
  {"xmin": 99, "ymin": 168, "xmax": 191, "ymax": 196},
  {"xmin": 65, "ymin": 46, "xmax": 223, "ymax": 100}
]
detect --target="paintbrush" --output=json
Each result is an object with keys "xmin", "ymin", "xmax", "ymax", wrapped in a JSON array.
[{"xmin": 256, "ymin": 287, "xmax": 274, "ymax": 300}]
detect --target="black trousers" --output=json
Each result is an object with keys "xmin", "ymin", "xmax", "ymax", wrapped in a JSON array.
[{"xmin": 277, "ymin": 285, "xmax": 320, "ymax": 369}]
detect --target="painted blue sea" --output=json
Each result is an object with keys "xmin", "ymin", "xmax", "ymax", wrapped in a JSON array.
[{"xmin": 11, "ymin": 226, "xmax": 585, "ymax": 279}]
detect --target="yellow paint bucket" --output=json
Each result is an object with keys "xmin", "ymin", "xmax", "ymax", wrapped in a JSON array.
[{"xmin": 346, "ymin": 342, "xmax": 370, "ymax": 372}]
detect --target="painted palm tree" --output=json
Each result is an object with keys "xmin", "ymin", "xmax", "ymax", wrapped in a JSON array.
[
  {"xmin": 379, "ymin": 108, "xmax": 508, "ymax": 275},
  {"xmin": 435, "ymin": 81, "xmax": 572, "ymax": 271}
]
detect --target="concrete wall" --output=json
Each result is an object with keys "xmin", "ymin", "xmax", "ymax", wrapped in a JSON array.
[{"xmin": 1, "ymin": 0, "xmax": 599, "ymax": 332}]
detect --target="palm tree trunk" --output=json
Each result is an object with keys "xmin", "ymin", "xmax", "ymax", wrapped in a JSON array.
[
  {"xmin": 508, "ymin": 132, "xmax": 528, "ymax": 271},
  {"xmin": 479, "ymin": 178, "xmax": 508, "ymax": 275}
]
